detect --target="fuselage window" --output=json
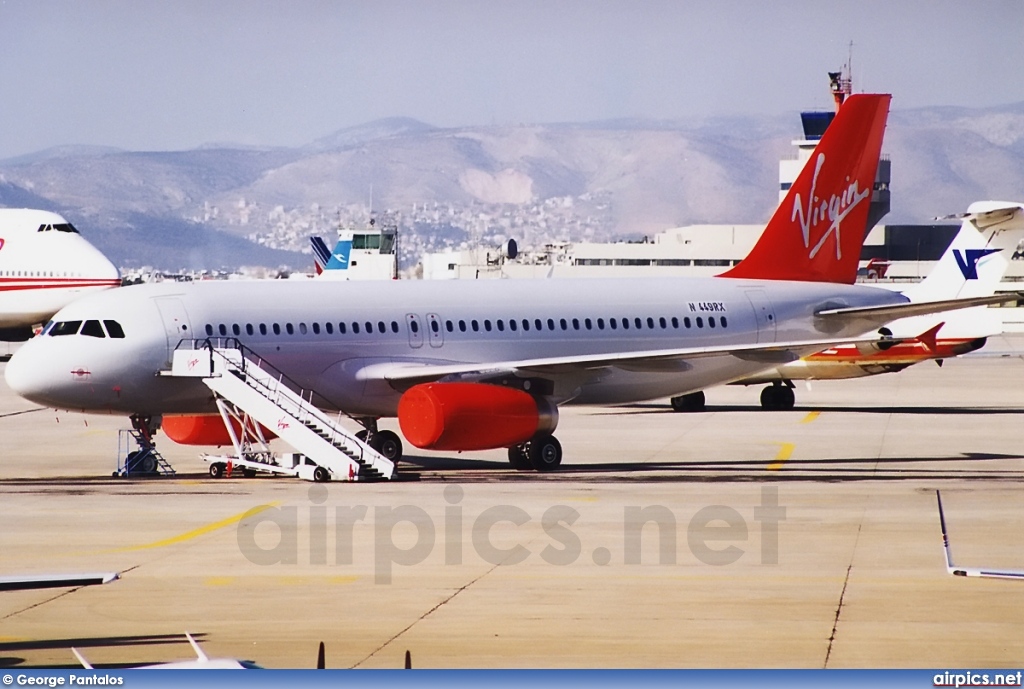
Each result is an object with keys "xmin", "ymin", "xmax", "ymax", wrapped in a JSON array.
[
  {"xmin": 445, "ymin": 320, "xmax": 454, "ymax": 333},
  {"xmin": 534, "ymin": 319, "xmax": 543, "ymax": 331},
  {"xmin": 103, "ymin": 320, "xmax": 125, "ymax": 338},
  {"xmin": 709, "ymin": 317, "xmax": 716, "ymax": 328},
  {"xmin": 365, "ymin": 321, "xmax": 373, "ymax": 334},
  {"xmin": 547, "ymin": 318, "xmax": 555, "ymax": 331},
  {"xmin": 471, "ymin": 320, "xmax": 479, "ymax": 332},
  {"xmin": 284, "ymin": 323, "xmax": 293, "ymax": 335},
  {"xmin": 259, "ymin": 324, "xmax": 267, "ymax": 336},
  {"xmin": 673, "ymin": 317, "xmax": 681, "ymax": 329},
  {"xmin": 683, "ymin": 317, "xmax": 691, "ymax": 329},
  {"xmin": 597, "ymin": 318, "xmax": 605, "ymax": 330},
  {"xmin": 610, "ymin": 318, "xmax": 617, "ymax": 330},
  {"xmin": 339, "ymin": 322, "xmax": 346, "ymax": 334},
  {"xmin": 696, "ymin": 317, "xmax": 703, "ymax": 328},
  {"xmin": 300, "ymin": 323, "xmax": 308, "ymax": 335},
  {"xmin": 245, "ymin": 324, "xmax": 254, "ymax": 336},
  {"xmin": 522, "ymin": 319, "xmax": 530, "ymax": 331},
  {"xmin": 312, "ymin": 323, "xmax": 320, "ymax": 335},
  {"xmin": 459, "ymin": 320, "xmax": 467, "ymax": 332},
  {"xmin": 273, "ymin": 323, "xmax": 281, "ymax": 335},
  {"xmin": 326, "ymin": 322, "xmax": 333, "ymax": 334},
  {"xmin": 231, "ymin": 324, "xmax": 240, "ymax": 336},
  {"xmin": 621, "ymin": 318, "xmax": 629, "ymax": 330},
  {"xmin": 647, "ymin": 317, "xmax": 655, "ymax": 329},
  {"xmin": 484, "ymin": 319, "xmax": 492, "ymax": 332},
  {"xmin": 497, "ymin": 319, "xmax": 505, "ymax": 332},
  {"xmin": 353, "ymin": 322, "xmax": 361, "ymax": 334},
  {"xmin": 51, "ymin": 320, "xmax": 82, "ymax": 336},
  {"xmin": 560, "ymin": 318, "xmax": 568, "ymax": 330},
  {"xmin": 572, "ymin": 318, "xmax": 580, "ymax": 330},
  {"xmin": 721, "ymin": 316, "xmax": 728, "ymax": 328},
  {"xmin": 509, "ymin": 319, "xmax": 517, "ymax": 332},
  {"xmin": 81, "ymin": 320, "xmax": 105, "ymax": 338},
  {"xmin": 218, "ymin": 324, "xmax": 227, "ymax": 336},
  {"xmin": 409, "ymin": 321, "xmax": 418, "ymax": 334},
  {"xmin": 431, "ymin": 320, "xmax": 440, "ymax": 334},
  {"xmin": 391, "ymin": 321, "xmax": 399, "ymax": 333},
  {"xmin": 636, "ymin": 317, "xmax": 644, "ymax": 329},
  {"xmin": 205, "ymin": 324, "xmax": 213, "ymax": 336},
  {"xmin": 584, "ymin": 318, "xmax": 592, "ymax": 330}
]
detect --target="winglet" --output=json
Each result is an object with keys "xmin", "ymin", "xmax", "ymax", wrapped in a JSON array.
[
  {"xmin": 71, "ymin": 647, "xmax": 93, "ymax": 670},
  {"xmin": 721, "ymin": 93, "xmax": 891, "ymax": 284},
  {"xmin": 185, "ymin": 632, "xmax": 209, "ymax": 662},
  {"xmin": 917, "ymin": 322, "xmax": 944, "ymax": 352},
  {"xmin": 936, "ymin": 490, "xmax": 956, "ymax": 573}
]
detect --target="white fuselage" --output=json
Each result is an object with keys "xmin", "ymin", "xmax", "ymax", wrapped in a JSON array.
[
  {"xmin": 5, "ymin": 276, "xmax": 906, "ymax": 417},
  {"xmin": 0, "ymin": 209, "xmax": 121, "ymax": 328}
]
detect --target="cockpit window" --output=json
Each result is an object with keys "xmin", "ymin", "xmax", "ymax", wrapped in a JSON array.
[
  {"xmin": 40, "ymin": 321, "xmax": 55, "ymax": 336},
  {"xmin": 104, "ymin": 320, "xmax": 125, "ymax": 338},
  {"xmin": 50, "ymin": 320, "xmax": 82, "ymax": 336},
  {"xmin": 36, "ymin": 223, "xmax": 80, "ymax": 233},
  {"xmin": 80, "ymin": 320, "xmax": 105, "ymax": 338}
]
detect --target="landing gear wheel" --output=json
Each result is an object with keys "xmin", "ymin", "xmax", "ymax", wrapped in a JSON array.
[
  {"xmin": 507, "ymin": 445, "xmax": 532, "ymax": 471},
  {"xmin": 760, "ymin": 385, "xmax": 795, "ymax": 411},
  {"xmin": 670, "ymin": 391, "xmax": 706, "ymax": 412},
  {"xmin": 527, "ymin": 434, "xmax": 562, "ymax": 472},
  {"xmin": 209, "ymin": 462, "xmax": 226, "ymax": 478},
  {"xmin": 313, "ymin": 466, "xmax": 330, "ymax": 482},
  {"xmin": 369, "ymin": 430, "xmax": 403, "ymax": 463},
  {"xmin": 242, "ymin": 468, "xmax": 258, "ymax": 478}
]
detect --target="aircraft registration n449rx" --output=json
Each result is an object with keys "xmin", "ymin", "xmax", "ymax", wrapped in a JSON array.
[{"xmin": 4, "ymin": 94, "xmax": 1016, "ymax": 475}]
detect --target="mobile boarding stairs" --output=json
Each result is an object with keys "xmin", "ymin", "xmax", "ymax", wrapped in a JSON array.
[{"xmin": 163, "ymin": 339, "xmax": 395, "ymax": 482}]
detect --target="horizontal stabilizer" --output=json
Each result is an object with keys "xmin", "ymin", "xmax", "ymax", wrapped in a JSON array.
[{"xmin": 816, "ymin": 293, "xmax": 1020, "ymax": 324}]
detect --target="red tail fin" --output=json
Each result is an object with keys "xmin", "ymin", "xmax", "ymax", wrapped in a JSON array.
[{"xmin": 720, "ymin": 93, "xmax": 891, "ymax": 284}]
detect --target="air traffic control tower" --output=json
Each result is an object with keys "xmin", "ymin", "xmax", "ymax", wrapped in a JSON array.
[{"xmin": 777, "ymin": 69, "xmax": 892, "ymax": 239}]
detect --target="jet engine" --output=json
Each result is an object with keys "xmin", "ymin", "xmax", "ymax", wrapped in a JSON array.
[
  {"xmin": 397, "ymin": 382, "xmax": 557, "ymax": 451},
  {"xmin": 162, "ymin": 414, "xmax": 276, "ymax": 446}
]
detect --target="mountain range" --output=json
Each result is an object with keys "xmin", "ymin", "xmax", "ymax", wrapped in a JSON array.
[{"xmin": 1, "ymin": 102, "xmax": 1023, "ymax": 270}]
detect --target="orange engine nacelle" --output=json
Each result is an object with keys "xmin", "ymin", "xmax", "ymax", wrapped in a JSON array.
[
  {"xmin": 162, "ymin": 415, "xmax": 277, "ymax": 446},
  {"xmin": 398, "ymin": 382, "xmax": 558, "ymax": 452}
]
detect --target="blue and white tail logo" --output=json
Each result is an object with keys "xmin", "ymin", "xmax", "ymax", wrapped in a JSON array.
[
  {"xmin": 325, "ymin": 238, "xmax": 352, "ymax": 271},
  {"xmin": 953, "ymin": 248, "xmax": 1000, "ymax": 280}
]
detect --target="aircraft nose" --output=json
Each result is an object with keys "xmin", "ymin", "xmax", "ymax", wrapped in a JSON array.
[{"xmin": 5, "ymin": 343, "xmax": 56, "ymax": 406}]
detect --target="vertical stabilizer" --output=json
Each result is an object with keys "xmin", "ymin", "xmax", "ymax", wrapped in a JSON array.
[{"xmin": 721, "ymin": 93, "xmax": 891, "ymax": 284}]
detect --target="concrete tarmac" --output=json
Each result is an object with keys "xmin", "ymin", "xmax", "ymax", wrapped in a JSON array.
[{"xmin": 1, "ymin": 338, "xmax": 1023, "ymax": 669}]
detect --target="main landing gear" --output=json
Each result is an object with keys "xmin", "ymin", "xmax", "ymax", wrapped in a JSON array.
[
  {"xmin": 760, "ymin": 382, "xmax": 795, "ymax": 411},
  {"xmin": 669, "ymin": 390, "xmax": 706, "ymax": 412},
  {"xmin": 508, "ymin": 434, "xmax": 563, "ymax": 472},
  {"xmin": 355, "ymin": 425, "xmax": 404, "ymax": 463}
]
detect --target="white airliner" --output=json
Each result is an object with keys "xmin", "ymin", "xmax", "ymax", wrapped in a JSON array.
[
  {"xmin": 713, "ymin": 201, "xmax": 1024, "ymax": 410},
  {"xmin": 0, "ymin": 209, "xmax": 121, "ymax": 341},
  {"xmin": 3, "ymin": 95, "xmax": 1015, "ymax": 472}
]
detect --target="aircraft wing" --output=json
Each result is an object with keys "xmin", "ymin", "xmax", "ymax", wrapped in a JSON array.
[
  {"xmin": 816, "ymin": 293, "xmax": 1021, "ymax": 325},
  {"xmin": 0, "ymin": 572, "xmax": 119, "ymax": 591},
  {"xmin": 937, "ymin": 491, "xmax": 1024, "ymax": 581},
  {"xmin": 381, "ymin": 334, "xmax": 891, "ymax": 387}
]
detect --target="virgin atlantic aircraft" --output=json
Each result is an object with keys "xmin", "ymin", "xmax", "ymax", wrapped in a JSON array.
[{"xmin": 4, "ymin": 94, "xmax": 1011, "ymax": 472}]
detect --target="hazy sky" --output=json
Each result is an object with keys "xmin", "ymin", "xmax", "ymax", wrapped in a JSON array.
[{"xmin": 2, "ymin": 0, "xmax": 1023, "ymax": 159}]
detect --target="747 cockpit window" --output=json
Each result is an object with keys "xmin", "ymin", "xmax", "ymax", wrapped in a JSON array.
[{"xmin": 36, "ymin": 223, "xmax": 80, "ymax": 233}]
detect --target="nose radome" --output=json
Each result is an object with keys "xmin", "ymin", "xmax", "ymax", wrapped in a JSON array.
[{"xmin": 4, "ymin": 344, "xmax": 50, "ymax": 405}]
